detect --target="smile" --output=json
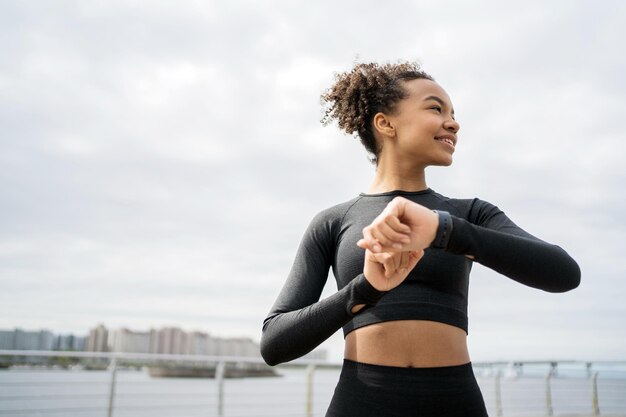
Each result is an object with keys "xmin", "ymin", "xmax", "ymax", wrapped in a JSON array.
[
  {"xmin": 436, "ymin": 137, "xmax": 455, "ymax": 146},
  {"xmin": 435, "ymin": 136, "xmax": 456, "ymax": 149}
]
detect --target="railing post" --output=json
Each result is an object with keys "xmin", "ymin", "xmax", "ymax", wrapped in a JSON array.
[
  {"xmin": 216, "ymin": 361, "xmax": 226, "ymax": 417},
  {"xmin": 494, "ymin": 369, "xmax": 503, "ymax": 417},
  {"xmin": 592, "ymin": 371, "xmax": 600, "ymax": 416},
  {"xmin": 107, "ymin": 358, "xmax": 118, "ymax": 417},
  {"xmin": 545, "ymin": 367, "xmax": 554, "ymax": 416},
  {"xmin": 305, "ymin": 364, "xmax": 316, "ymax": 417}
]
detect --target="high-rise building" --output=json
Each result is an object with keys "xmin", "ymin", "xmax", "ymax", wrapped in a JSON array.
[
  {"xmin": 19, "ymin": 329, "xmax": 54, "ymax": 350},
  {"xmin": 54, "ymin": 334, "xmax": 87, "ymax": 351},
  {"xmin": 186, "ymin": 331, "xmax": 211, "ymax": 355},
  {"xmin": 212, "ymin": 337, "xmax": 260, "ymax": 357},
  {"xmin": 86, "ymin": 324, "xmax": 108, "ymax": 352},
  {"xmin": 1, "ymin": 325, "xmax": 305, "ymax": 361},
  {"xmin": 155, "ymin": 327, "xmax": 186, "ymax": 354},
  {"xmin": 0, "ymin": 330, "xmax": 15, "ymax": 350},
  {"xmin": 109, "ymin": 328, "xmax": 151, "ymax": 353}
]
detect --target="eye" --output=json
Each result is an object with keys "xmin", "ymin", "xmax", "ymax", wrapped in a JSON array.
[{"xmin": 430, "ymin": 106, "xmax": 442, "ymax": 113}]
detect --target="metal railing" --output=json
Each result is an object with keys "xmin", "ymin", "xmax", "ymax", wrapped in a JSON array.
[
  {"xmin": 0, "ymin": 351, "xmax": 625, "ymax": 417},
  {"xmin": 0, "ymin": 350, "xmax": 331, "ymax": 417},
  {"xmin": 472, "ymin": 360, "xmax": 626, "ymax": 417}
]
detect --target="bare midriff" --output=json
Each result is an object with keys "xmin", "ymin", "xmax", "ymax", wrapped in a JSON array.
[{"xmin": 344, "ymin": 320, "xmax": 470, "ymax": 368}]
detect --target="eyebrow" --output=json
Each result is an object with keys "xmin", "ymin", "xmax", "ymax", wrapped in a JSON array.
[{"xmin": 423, "ymin": 95, "xmax": 455, "ymax": 115}]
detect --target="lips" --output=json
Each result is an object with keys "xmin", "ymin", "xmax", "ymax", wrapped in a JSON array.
[{"xmin": 435, "ymin": 135, "xmax": 457, "ymax": 148}]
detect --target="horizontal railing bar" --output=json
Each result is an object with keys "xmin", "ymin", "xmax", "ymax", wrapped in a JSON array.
[
  {"xmin": 113, "ymin": 403, "xmax": 219, "ymax": 410},
  {"xmin": 0, "ymin": 407, "xmax": 107, "ymax": 414},
  {"xmin": 0, "ymin": 392, "xmax": 220, "ymax": 400},
  {"xmin": 0, "ymin": 404, "xmax": 226, "ymax": 414},
  {"xmin": 0, "ymin": 381, "xmax": 109, "ymax": 386},
  {"xmin": 0, "ymin": 394, "xmax": 107, "ymax": 400},
  {"xmin": 215, "ymin": 401, "xmax": 309, "ymax": 406},
  {"xmin": 0, "ymin": 349, "xmax": 334, "ymax": 366},
  {"xmin": 224, "ymin": 414, "xmax": 309, "ymax": 417},
  {"xmin": 3, "ymin": 350, "xmax": 625, "ymax": 368}
]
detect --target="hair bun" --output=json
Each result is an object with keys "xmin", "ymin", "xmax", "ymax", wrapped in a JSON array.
[{"xmin": 321, "ymin": 61, "xmax": 432, "ymax": 164}]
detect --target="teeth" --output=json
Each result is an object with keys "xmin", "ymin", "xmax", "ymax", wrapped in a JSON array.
[{"xmin": 437, "ymin": 138, "xmax": 454, "ymax": 146}]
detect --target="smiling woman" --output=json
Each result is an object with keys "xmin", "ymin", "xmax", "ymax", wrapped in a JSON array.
[{"xmin": 260, "ymin": 61, "xmax": 581, "ymax": 417}]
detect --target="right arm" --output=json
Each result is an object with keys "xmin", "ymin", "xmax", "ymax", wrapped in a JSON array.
[{"xmin": 260, "ymin": 211, "xmax": 386, "ymax": 366}]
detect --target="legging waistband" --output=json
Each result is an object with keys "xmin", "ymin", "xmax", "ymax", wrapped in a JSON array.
[{"xmin": 342, "ymin": 358, "xmax": 475, "ymax": 377}]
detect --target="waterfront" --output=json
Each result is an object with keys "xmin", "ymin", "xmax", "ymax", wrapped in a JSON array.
[
  {"xmin": 0, "ymin": 367, "xmax": 336, "ymax": 417},
  {"xmin": 1, "ymin": 364, "xmax": 625, "ymax": 417}
]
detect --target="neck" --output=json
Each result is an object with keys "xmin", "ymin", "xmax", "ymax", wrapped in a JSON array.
[{"xmin": 368, "ymin": 157, "xmax": 428, "ymax": 194}]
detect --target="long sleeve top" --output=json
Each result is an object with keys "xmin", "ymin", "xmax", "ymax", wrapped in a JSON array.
[{"xmin": 261, "ymin": 189, "xmax": 580, "ymax": 366}]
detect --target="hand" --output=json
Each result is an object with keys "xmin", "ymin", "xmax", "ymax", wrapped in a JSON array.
[
  {"xmin": 363, "ymin": 248, "xmax": 424, "ymax": 292},
  {"xmin": 357, "ymin": 197, "xmax": 439, "ymax": 254}
]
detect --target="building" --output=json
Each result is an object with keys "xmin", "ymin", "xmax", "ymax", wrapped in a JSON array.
[
  {"xmin": 0, "ymin": 330, "xmax": 15, "ymax": 350},
  {"xmin": 131, "ymin": 326, "xmax": 263, "ymax": 358},
  {"xmin": 86, "ymin": 324, "xmax": 108, "ymax": 352},
  {"xmin": 153, "ymin": 327, "xmax": 186, "ymax": 354},
  {"xmin": 108, "ymin": 328, "xmax": 151, "ymax": 353},
  {"xmin": 212, "ymin": 337, "xmax": 260, "ymax": 357},
  {"xmin": 1, "ymin": 325, "xmax": 285, "ymax": 361},
  {"xmin": 0, "ymin": 329, "xmax": 87, "ymax": 352},
  {"xmin": 185, "ymin": 331, "xmax": 212, "ymax": 355},
  {"xmin": 0, "ymin": 329, "xmax": 54, "ymax": 350},
  {"xmin": 54, "ymin": 334, "xmax": 87, "ymax": 351}
]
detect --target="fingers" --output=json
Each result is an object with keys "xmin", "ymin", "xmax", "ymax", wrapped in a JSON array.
[
  {"xmin": 396, "ymin": 250, "xmax": 422, "ymax": 274},
  {"xmin": 381, "ymin": 253, "xmax": 399, "ymax": 278},
  {"xmin": 357, "ymin": 215, "xmax": 411, "ymax": 253},
  {"xmin": 357, "ymin": 227, "xmax": 382, "ymax": 253},
  {"xmin": 399, "ymin": 251, "xmax": 409, "ymax": 270},
  {"xmin": 375, "ymin": 250, "xmax": 422, "ymax": 278},
  {"xmin": 363, "ymin": 248, "xmax": 425, "ymax": 292}
]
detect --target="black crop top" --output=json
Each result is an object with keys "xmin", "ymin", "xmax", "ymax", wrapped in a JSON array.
[{"xmin": 260, "ymin": 189, "xmax": 580, "ymax": 365}]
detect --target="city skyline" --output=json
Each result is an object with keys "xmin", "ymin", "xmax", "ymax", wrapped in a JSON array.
[
  {"xmin": 0, "ymin": 323, "xmax": 261, "ymax": 345},
  {"xmin": 0, "ymin": 324, "xmax": 328, "ymax": 361}
]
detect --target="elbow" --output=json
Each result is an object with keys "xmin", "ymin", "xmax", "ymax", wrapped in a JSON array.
[
  {"xmin": 538, "ymin": 246, "xmax": 581, "ymax": 293},
  {"xmin": 260, "ymin": 337, "xmax": 281, "ymax": 367},
  {"xmin": 548, "ymin": 276, "xmax": 580, "ymax": 293},
  {"xmin": 559, "ymin": 271, "xmax": 581, "ymax": 293},
  {"xmin": 547, "ymin": 258, "xmax": 581, "ymax": 293},
  {"xmin": 560, "ymin": 254, "xmax": 581, "ymax": 292},
  {"xmin": 260, "ymin": 317, "xmax": 283, "ymax": 366},
  {"xmin": 564, "ymin": 266, "xmax": 581, "ymax": 292}
]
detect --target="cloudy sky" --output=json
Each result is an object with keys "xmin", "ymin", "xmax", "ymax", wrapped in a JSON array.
[{"xmin": 1, "ymin": 0, "xmax": 624, "ymax": 362}]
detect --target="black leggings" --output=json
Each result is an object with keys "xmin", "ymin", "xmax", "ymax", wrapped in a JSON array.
[{"xmin": 326, "ymin": 359, "xmax": 489, "ymax": 417}]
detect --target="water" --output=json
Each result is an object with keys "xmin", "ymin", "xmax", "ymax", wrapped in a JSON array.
[
  {"xmin": 0, "ymin": 366, "xmax": 625, "ymax": 417},
  {"xmin": 0, "ymin": 367, "xmax": 336, "ymax": 417}
]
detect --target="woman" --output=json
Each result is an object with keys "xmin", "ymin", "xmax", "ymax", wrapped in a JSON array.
[{"xmin": 260, "ymin": 61, "xmax": 580, "ymax": 416}]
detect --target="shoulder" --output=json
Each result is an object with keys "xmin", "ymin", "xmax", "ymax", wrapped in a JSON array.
[
  {"xmin": 296, "ymin": 196, "xmax": 365, "ymax": 256},
  {"xmin": 431, "ymin": 191, "xmax": 505, "ymax": 226},
  {"xmin": 308, "ymin": 195, "xmax": 365, "ymax": 231}
]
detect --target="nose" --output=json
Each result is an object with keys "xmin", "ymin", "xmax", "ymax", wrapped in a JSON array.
[{"xmin": 444, "ymin": 118, "xmax": 460, "ymax": 133}]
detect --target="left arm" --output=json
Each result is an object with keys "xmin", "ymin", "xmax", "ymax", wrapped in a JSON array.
[
  {"xmin": 445, "ymin": 203, "xmax": 581, "ymax": 292},
  {"xmin": 358, "ymin": 197, "xmax": 581, "ymax": 293}
]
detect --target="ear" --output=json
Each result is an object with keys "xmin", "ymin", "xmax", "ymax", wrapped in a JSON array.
[{"xmin": 372, "ymin": 112, "xmax": 396, "ymax": 139}]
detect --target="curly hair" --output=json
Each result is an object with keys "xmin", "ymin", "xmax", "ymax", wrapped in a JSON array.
[{"xmin": 321, "ymin": 61, "xmax": 433, "ymax": 164}]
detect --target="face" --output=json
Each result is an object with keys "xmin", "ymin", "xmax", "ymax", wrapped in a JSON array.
[{"xmin": 377, "ymin": 79, "xmax": 460, "ymax": 167}]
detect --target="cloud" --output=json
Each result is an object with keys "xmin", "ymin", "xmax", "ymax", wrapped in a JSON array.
[{"xmin": 1, "ymin": 0, "xmax": 625, "ymax": 361}]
